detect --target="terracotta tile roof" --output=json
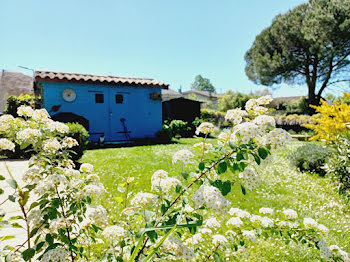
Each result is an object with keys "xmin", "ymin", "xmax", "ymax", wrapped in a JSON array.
[{"xmin": 34, "ymin": 71, "xmax": 168, "ymax": 89}]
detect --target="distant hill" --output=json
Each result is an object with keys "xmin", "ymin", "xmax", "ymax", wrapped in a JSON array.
[{"xmin": 0, "ymin": 71, "xmax": 33, "ymax": 113}]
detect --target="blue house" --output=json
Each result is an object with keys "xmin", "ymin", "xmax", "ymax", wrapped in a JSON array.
[{"xmin": 34, "ymin": 71, "xmax": 168, "ymax": 143}]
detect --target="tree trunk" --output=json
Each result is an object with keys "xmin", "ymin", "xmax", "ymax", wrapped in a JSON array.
[{"xmin": 307, "ymin": 82, "xmax": 319, "ymax": 115}]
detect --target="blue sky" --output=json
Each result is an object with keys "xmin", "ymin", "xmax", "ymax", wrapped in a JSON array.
[{"xmin": 1, "ymin": 0, "xmax": 309, "ymax": 97}]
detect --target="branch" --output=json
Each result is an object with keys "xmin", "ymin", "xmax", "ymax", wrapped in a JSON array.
[{"xmin": 317, "ymin": 54, "xmax": 334, "ymax": 97}]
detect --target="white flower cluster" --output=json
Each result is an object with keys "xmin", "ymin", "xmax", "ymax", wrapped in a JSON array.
[
  {"xmin": 238, "ymin": 167, "xmax": 260, "ymax": 190},
  {"xmin": 204, "ymin": 217, "xmax": 221, "ymax": 228},
  {"xmin": 233, "ymin": 122, "xmax": 261, "ymax": 144},
  {"xmin": 195, "ymin": 122, "xmax": 215, "ymax": 135},
  {"xmin": 217, "ymin": 131, "xmax": 234, "ymax": 145},
  {"xmin": 225, "ymin": 108, "xmax": 248, "ymax": 125},
  {"xmin": 102, "ymin": 225, "xmax": 125, "ymax": 242},
  {"xmin": 250, "ymin": 215, "xmax": 274, "ymax": 228},
  {"xmin": 226, "ymin": 217, "xmax": 243, "ymax": 228},
  {"xmin": 330, "ymin": 245, "xmax": 350, "ymax": 262},
  {"xmin": 162, "ymin": 236, "xmax": 195, "ymax": 262},
  {"xmin": 41, "ymin": 247, "xmax": 68, "ymax": 262},
  {"xmin": 47, "ymin": 121, "xmax": 69, "ymax": 133},
  {"xmin": 17, "ymin": 105, "xmax": 34, "ymax": 117},
  {"xmin": 245, "ymin": 95, "xmax": 272, "ymax": 115},
  {"xmin": 86, "ymin": 205, "xmax": 108, "ymax": 226},
  {"xmin": 253, "ymin": 115, "xmax": 276, "ymax": 127},
  {"xmin": 151, "ymin": 170, "xmax": 180, "ymax": 193},
  {"xmin": 282, "ymin": 209, "xmax": 298, "ymax": 220},
  {"xmin": 212, "ymin": 234, "xmax": 227, "ymax": 245},
  {"xmin": 0, "ymin": 115, "xmax": 14, "ymax": 132},
  {"xmin": 31, "ymin": 108, "xmax": 50, "ymax": 121},
  {"xmin": 82, "ymin": 183, "xmax": 106, "ymax": 197},
  {"xmin": 27, "ymin": 208, "xmax": 42, "ymax": 228},
  {"xmin": 62, "ymin": 137, "xmax": 79, "ymax": 148},
  {"xmin": 172, "ymin": 149, "xmax": 194, "ymax": 165},
  {"xmin": 130, "ymin": 192, "xmax": 156, "ymax": 207},
  {"xmin": 43, "ymin": 138, "xmax": 62, "ymax": 153},
  {"xmin": 192, "ymin": 184, "xmax": 229, "ymax": 211},
  {"xmin": 228, "ymin": 208, "xmax": 251, "ymax": 218},
  {"xmin": 16, "ymin": 128, "xmax": 42, "ymax": 143},
  {"xmin": 0, "ymin": 138, "xmax": 15, "ymax": 151},
  {"xmin": 49, "ymin": 218, "xmax": 69, "ymax": 232},
  {"xmin": 23, "ymin": 166, "xmax": 42, "ymax": 183},
  {"xmin": 80, "ymin": 163, "xmax": 94, "ymax": 173},
  {"xmin": 259, "ymin": 207, "xmax": 274, "ymax": 215},
  {"xmin": 242, "ymin": 230, "xmax": 256, "ymax": 241},
  {"xmin": 303, "ymin": 217, "xmax": 329, "ymax": 233},
  {"xmin": 263, "ymin": 128, "xmax": 292, "ymax": 149}
]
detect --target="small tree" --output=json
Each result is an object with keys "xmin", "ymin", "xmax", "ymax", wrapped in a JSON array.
[
  {"xmin": 218, "ymin": 90, "xmax": 257, "ymax": 112},
  {"xmin": 191, "ymin": 75, "xmax": 216, "ymax": 92}
]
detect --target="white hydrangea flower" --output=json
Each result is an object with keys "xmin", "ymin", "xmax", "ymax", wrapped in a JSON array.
[
  {"xmin": 282, "ymin": 209, "xmax": 298, "ymax": 220},
  {"xmin": 151, "ymin": 170, "xmax": 180, "ymax": 192},
  {"xmin": 238, "ymin": 167, "xmax": 260, "ymax": 190},
  {"xmin": 34, "ymin": 180, "xmax": 54, "ymax": 195},
  {"xmin": 192, "ymin": 184, "xmax": 229, "ymax": 211},
  {"xmin": 217, "ymin": 131, "xmax": 235, "ymax": 145},
  {"xmin": 317, "ymin": 224, "xmax": 329, "ymax": 234},
  {"xmin": 212, "ymin": 234, "xmax": 227, "ymax": 245},
  {"xmin": 62, "ymin": 137, "xmax": 79, "ymax": 148},
  {"xmin": 82, "ymin": 183, "xmax": 106, "ymax": 197},
  {"xmin": 43, "ymin": 138, "xmax": 62, "ymax": 153},
  {"xmin": 225, "ymin": 108, "xmax": 248, "ymax": 125},
  {"xmin": 259, "ymin": 207, "xmax": 274, "ymax": 215},
  {"xmin": 256, "ymin": 95, "xmax": 273, "ymax": 105},
  {"xmin": 16, "ymin": 128, "xmax": 42, "ymax": 143},
  {"xmin": 27, "ymin": 208, "xmax": 42, "ymax": 228},
  {"xmin": 242, "ymin": 230, "xmax": 256, "ymax": 241},
  {"xmin": 245, "ymin": 99, "xmax": 259, "ymax": 111},
  {"xmin": 102, "ymin": 225, "xmax": 125, "ymax": 241},
  {"xmin": 130, "ymin": 192, "xmax": 156, "ymax": 206},
  {"xmin": 23, "ymin": 166, "xmax": 42, "ymax": 184},
  {"xmin": 87, "ymin": 173, "xmax": 100, "ymax": 182},
  {"xmin": 263, "ymin": 128, "xmax": 292, "ymax": 149},
  {"xmin": 226, "ymin": 217, "xmax": 243, "ymax": 227},
  {"xmin": 228, "ymin": 208, "xmax": 251, "ymax": 218},
  {"xmin": 0, "ymin": 114, "xmax": 14, "ymax": 123},
  {"xmin": 163, "ymin": 236, "xmax": 195, "ymax": 261},
  {"xmin": 31, "ymin": 109, "xmax": 50, "ymax": 121},
  {"xmin": 198, "ymin": 227, "xmax": 212, "ymax": 234},
  {"xmin": 47, "ymin": 173, "xmax": 66, "ymax": 184},
  {"xmin": 0, "ymin": 138, "xmax": 15, "ymax": 151},
  {"xmin": 330, "ymin": 245, "xmax": 350, "ymax": 261},
  {"xmin": 17, "ymin": 105, "xmax": 34, "ymax": 117},
  {"xmin": 253, "ymin": 106, "xmax": 269, "ymax": 115},
  {"xmin": 233, "ymin": 122, "xmax": 261, "ymax": 144},
  {"xmin": 260, "ymin": 216, "xmax": 274, "ymax": 228},
  {"xmin": 49, "ymin": 218, "xmax": 69, "ymax": 232},
  {"xmin": 185, "ymin": 233, "xmax": 203, "ymax": 245},
  {"xmin": 172, "ymin": 149, "xmax": 194, "ymax": 165},
  {"xmin": 253, "ymin": 115, "xmax": 276, "ymax": 127},
  {"xmin": 204, "ymin": 217, "xmax": 221, "ymax": 228},
  {"xmin": 41, "ymin": 247, "xmax": 68, "ymax": 262},
  {"xmin": 303, "ymin": 217, "xmax": 318, "ymax": 229},
  {"xmin": 195, "ymin": 122, "xmax": 215, "ymax": 135},
  {"xmin": 47, "ymin": 121, "xmax": 69, "ymax": 133},
  {"xmin": 80, "ymin": 163, "xmax": 94, "ymax": 173},
  {"xmin": 86, "ymin": 205, "xmax": 108, "ymax": 226},
  {"xmin": 64, "ymin": 168, "xmax": 80, "ymax": 178}
]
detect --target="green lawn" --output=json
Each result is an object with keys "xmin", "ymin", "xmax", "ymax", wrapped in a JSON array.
[{"xmin": 81, "ymin": 139, "xmax": 350, "ymax": 261}]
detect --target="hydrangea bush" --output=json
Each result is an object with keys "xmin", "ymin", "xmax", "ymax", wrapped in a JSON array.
[{"xmin": 0, "ymin": 98, "xmax": 348, "ymax": 262}]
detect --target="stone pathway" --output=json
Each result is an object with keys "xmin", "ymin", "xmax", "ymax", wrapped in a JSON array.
[{"xmin": 0, "ymin": 160, "xmax": 29, "ymax": 250}]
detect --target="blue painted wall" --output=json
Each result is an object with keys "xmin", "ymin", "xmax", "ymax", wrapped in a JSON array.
[{"xmin": 40, "ymin": 81, "xmax": 162, "ymax": 142}]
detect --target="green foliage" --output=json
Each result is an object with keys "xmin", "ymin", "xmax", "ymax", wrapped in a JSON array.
[
  {"xmin": 155, "ymin": 125, "xmax": 173, "ymax": 144},
  {"xmin": 289, "ymin": 143, "xmax": 333, "ymax": 176},
  {"xmin": 324, "ymin": 132, "xmax": 350, "ymax": 197},
  {"xmin": 65, "ymin": 122, "xmax": 89, "ymax": 161},
  {"xmin": 168, "ymin": 120, "xmax": 192, "ymax": 137},
  {"xmin": 218, "ymin": 90, "xmax": 257, "ymax": 112},
  {"xmin": 191, "ymin": 75, "xmax": 215, "ymax": 92},
  {"xmin": 245, "ymin": 0, "xmax": 350, "ymax": 107},
  {"xmin": 4, "ymin": 94, "xmax": 41, "ymax": 117},
  {"xmin": 285, "ymin": 97, "xmax": 309, "ymax": 115},
  {"xmin": 200, "ymin": 108, "xmax": 225, "ymax": 126}
]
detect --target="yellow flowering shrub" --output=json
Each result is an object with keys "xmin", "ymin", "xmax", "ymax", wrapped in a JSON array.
[{"xmin": 303, "ymin": 93, "xmax": 350, "ymax": 142}]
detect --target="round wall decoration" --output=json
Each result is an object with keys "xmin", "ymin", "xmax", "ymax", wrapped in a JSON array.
[{"xmin": 62, "ymin": 89, "xmax": 76, "ymax": 102}]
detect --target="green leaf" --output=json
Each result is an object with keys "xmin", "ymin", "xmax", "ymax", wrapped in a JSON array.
[
  {"xmin": 221, "ymin": 181, "xmax": 232, "ymax": 196},
  {"xmin": 251, "ymin": 153, "xmax": 261, "ymax": 165},
  {"xmin": 214, "ymin": 252, "xmax": 222, "ymax": 262},
  {"xmin": 6, "ymin": 179, "xmax": 17, "ymax": 189},
  {"xmin": 20, "ymin": 143, "xmax": 30, "ymax": 150},
  {"xmin": 0, "ymin": 175, "xmax": 5, "ymax": 180},
  {"xmin": 0, "ymin": 235, "xmax": 15, "ymax": 241},
  {"xmin": 8, "ymin": 195, "xmax": 16, "ymax": 202},
  {"xmin": 128, "ymin": 234, "xmax": 145, "ymax": 262},
  {"xmin": 217, "ymin": 161, "xmax": 227, "ymax": 174},
  {"xmin": 181, "ymin": 172, "xmax": 189, "ymax": 180},
  {"xmin": 144, "ymin": 225, "xmax": 177, "ymax": 262},
  {"xmin": 258, "ymin": 148, "xmax": 268, "ymax": 159},
  {"xmin": 175, "ymin": 184, "xmax": 182, "ymax": 193},
  {"xmin": 0, "ymin": 188, "xmax": 4, "ymax": 195},
  {"xmin": 22, "ymin": 248, "xmax": 35, "ymax": 261},
  {"xmin": 240, "ymin": 184, "xmax": 246, "ymax": 195},
  {"xmin": 236, "ymin": 151, "xmax": 245, "ymax": 161},
  {"xmin": 35, "ymin": 241, "xmax": 45, "ymax": 252},
  {"xmin": 198, "ymin": 162, "xmax": 205, "ymax": 171}
]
